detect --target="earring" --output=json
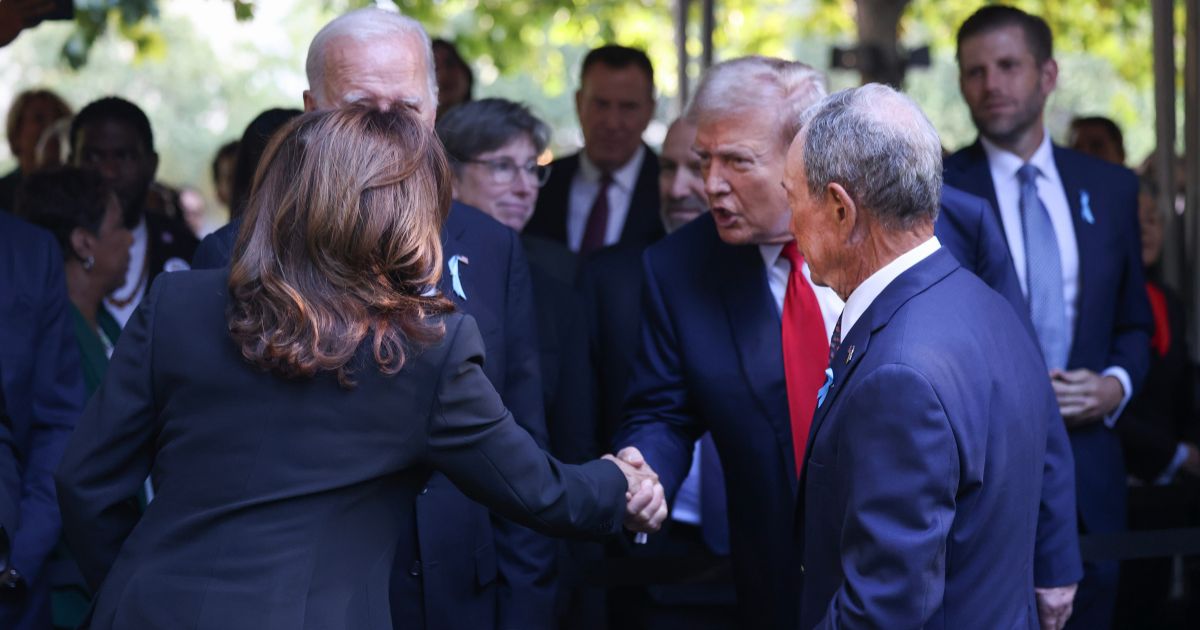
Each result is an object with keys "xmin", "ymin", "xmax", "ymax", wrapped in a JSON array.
[{"xmin": 83, "ymin": 256, "xmax": 95, "ymax": 271}]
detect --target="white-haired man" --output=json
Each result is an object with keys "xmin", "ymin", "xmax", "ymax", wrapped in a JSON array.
[
  {"xmin": 612, "ymin": 56, "xmax": 842, "ymax": 629},
  {"xmin": 613, "ymin": 54, "xmax": 1080, "ymax": 629},
  {"xmin": 191, "ymin": 9, "xmax": 579, "ymax": 630},
  {"xmin": 786, "ymin": 82, "xmax": 1057, "ymax": 630}
]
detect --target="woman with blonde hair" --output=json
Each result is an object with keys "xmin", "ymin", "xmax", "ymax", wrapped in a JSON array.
[{"xmin": 55, "ymin": 105, "xmax": 664, "ymax": 630}]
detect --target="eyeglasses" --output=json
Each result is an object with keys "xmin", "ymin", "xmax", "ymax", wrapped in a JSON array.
[{"xmin": 464, "ymin": 158, "xmax": 551, "ymax": 187}]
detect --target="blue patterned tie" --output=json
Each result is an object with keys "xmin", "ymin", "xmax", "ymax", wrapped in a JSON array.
[{"xmin": 1018, "ymin": 163, "xmax": 1069, "ymax": 370}]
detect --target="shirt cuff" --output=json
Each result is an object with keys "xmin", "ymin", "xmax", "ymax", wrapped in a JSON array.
[
  {"xmin": 1155, "ymin": 443, "xmax": 1191, "ymax": 486},
  {"xmin": 1100, "ymin": 366, "xmax": 1132, "ymax": 429}
]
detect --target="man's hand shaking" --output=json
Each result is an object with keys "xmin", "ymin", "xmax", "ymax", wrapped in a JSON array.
[{"xmin": 603, "ymin": 446, "xmax": 669, "ymax": 534}]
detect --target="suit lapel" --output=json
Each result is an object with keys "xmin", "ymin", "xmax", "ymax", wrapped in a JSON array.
[
  {"xmin": 1053, "ymin": 146, "xmax": 1091, "ymax": 359},
  {"xmin": 619, "ymin": 143, "xmax": 664, "ymax": 245},
  {"xmin": 718, "ymin": 242, "xmax": 797, "ymax": 478},
  {"xmin": 953, "ymin": 141, "xmax": 1003, "ymax": 227},
  {"xmin": 804, "ymin": 249, "xmax": 962, "ymax": 461},
  {"xmin": 440, "ymin": 202, "xmax": 472, "ymax": 306}
]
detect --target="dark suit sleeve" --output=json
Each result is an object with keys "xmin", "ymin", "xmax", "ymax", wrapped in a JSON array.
[
  {"xmin": 0, "ymin": 387, "xmax": 19, "ymax": 564},
  {"xmin": 611, "ymin": 252, "xmax": 704, "ymax": 500},
  {"xmin": 493, "ymin": 230, "xmax": 557, "ymax": 629},
  {"xmin": 815, "ymin": 365, "xmax": 958, "ymax": 629},
  {"xmin": 55, "ymin": 277, "xmax": 163, "ymax": 591},
  {"xmin": 191, "ymin": 225, "xmax": 235, "ymax": 270},
  {"xmin": 547, "ymin": 292, "xmax": 599, "ymax": 464},
  {"xmin": 1034, "ymin": 408, "xmax": 1084, "ymax": 586},
  {"xmin": 8, "ymin": 240, "xmax": 85, "ymax": 588},
  {"xmin": 427, "ymin": 316, "xmax": 626, "ymax": 538},
  {"xmin": 1107, "ymin": 178, "xmax": 1154, "ymax": 395}
]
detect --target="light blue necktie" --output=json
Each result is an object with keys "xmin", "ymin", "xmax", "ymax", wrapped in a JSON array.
[{"xmin": 1018, "ymin": 163, "xmax": 1069, "ymax": 370}]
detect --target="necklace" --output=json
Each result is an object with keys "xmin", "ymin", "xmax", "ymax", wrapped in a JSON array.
[{"xmin": 106, "ymin": 246, "xmax": 149, "ymax": 309}]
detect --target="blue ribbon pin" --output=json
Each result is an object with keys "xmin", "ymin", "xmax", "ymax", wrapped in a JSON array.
[
  {"xmin": 1080, "ymin": 190, "xmax": 1095, "ymax": 225},
  {"xmin": 448, "ymin": 255, "xmax": 469, "ymax": 300},
  {"xmin": 816, "ymin": 367, "xmax": 834, "ymax": 407}
]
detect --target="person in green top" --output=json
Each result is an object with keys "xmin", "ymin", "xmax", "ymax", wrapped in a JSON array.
[
  {"xmin": 17, "ymin": 168, "xmax": 131, "ymax": 394},
  {"xmin": 15, "ymin": 167, "xmax": 131, "ymax": 629}
]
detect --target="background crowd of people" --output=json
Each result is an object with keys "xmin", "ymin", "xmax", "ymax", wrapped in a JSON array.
[{"xmin": 0, "ymin": 3, "xmax": 1198, "ymax": 630}]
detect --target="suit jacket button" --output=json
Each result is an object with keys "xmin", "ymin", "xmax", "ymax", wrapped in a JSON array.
[
  {"xmin": 800, "ymin": 564, "xmax": 805, "ymax": 574},
  {"xmin": 420, "ymin": 486, "xmax": 429, "ymax": 495},
  {"xmin": 409, "ymin": 561, "xmax": 422, "ymax": 577}
]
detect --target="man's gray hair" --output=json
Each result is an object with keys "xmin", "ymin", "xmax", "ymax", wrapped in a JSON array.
[
  {"xmin": 686, "ymin": 56, "xmax": 826, "ymax": 148},
  {"xmin": 798, "ymin": 83, "xmax": 943, "ymax": 230},
  {"xmin": 305, "ymin": 8, "xmax": 438, "ymax": 104}
]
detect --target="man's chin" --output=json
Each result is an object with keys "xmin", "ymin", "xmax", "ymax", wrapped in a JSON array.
[{"xmin": 714, "ymin": 222, "xmax": 752, "ymax": 246}]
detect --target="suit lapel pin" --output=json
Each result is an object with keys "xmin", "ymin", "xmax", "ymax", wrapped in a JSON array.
[
  {"xmin": 845, "ymin": 345, "xmax": 854, "ymax": 364},
  {"xmin": 1080, "ymin": 190, "xmax": 1095, "ymax": 225},
  {"xmin": 448, "ymin": 254, "xmax": 469, "ymax": 300}
]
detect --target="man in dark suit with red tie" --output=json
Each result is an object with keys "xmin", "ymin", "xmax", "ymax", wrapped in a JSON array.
[
  {"xmin": 525, "ymin": 45, "xmax": 665, "ymax": 255},
  {"xmin": 945, "ymin": 7, "xmax": 1153, "ymax": 628},
  {"xmin": 614, "ymin": 54, "xmax": 1083, "ymax": 629},
  {"xmin": 612, "ymin": 56, "xmax": 841, "ymax": 629}
]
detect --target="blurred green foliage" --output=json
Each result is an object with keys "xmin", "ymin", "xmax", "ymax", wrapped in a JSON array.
[{"xmin": 0, "ymin": 0, "xmax": 1178, "ymax": 230}]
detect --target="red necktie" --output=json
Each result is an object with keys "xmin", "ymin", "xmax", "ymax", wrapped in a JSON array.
[
  {"xmin": 780, "ymin": 241, "xmax": 829, "ymax": 475},
  {"xmin": 579, "ymin": 173, "xmax": 612, "ymax": 255}
]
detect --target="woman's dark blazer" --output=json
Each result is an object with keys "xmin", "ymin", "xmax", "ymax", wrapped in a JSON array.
[{"xmin": 54, "ymin": 269, "xmax": 626, "ymax": 630}]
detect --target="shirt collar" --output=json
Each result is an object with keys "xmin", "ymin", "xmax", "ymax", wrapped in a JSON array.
[
  {"xmin": 840, "ymin": 236, "xmax": 941, "ymax": 337},
  {"xmin": 578, "ymin": 144, "xmax": 646, "ymax": 192},
  {"xmin": 979, "ymin": 129, "xmax": 1060, "ymax": 186},
  {"xmin": 758, "ymin": 242, "xmax": 785, "ymax": 268}
]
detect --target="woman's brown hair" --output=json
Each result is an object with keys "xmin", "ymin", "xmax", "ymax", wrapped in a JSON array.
[{"xmin": 227, "ymin": 104, "xmax": 455, "ymax": 386}]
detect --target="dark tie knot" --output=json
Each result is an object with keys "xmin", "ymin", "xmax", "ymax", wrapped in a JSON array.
[
  {"xmin": 598, "ymin": 171, "xmax": 614, "ymax": 187},
  {"xmin": 1017, "ymin": 163, "xmax": 1040, "ymax": 185}
]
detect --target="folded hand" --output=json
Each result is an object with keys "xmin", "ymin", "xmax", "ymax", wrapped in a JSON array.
[{"xmin": 1035, "ymin": 583, "xmax": 1077, "ymax": 630}]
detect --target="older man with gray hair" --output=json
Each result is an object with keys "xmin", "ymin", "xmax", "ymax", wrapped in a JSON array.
[
  {"xmin": 190, "ymin": 8, "xmax": 602, "ymax": 630},
  {"xmin": 786, "ymin": 83, "xmax": 1061, "ymax": 629},
  {"xmin": 612, "ymin": 56, "xmax": 842, "ymax": 629}
]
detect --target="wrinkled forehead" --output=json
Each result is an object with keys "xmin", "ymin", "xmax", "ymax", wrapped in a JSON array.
[{"xmin": 320, "ymin": 35, "xmax": 432, "ymax": 100}]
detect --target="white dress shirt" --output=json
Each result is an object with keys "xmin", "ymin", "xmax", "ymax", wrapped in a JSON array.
[
  {"xmin": 758, "ymin": 243, "xmax": 843, "ymax": 339},
  {"xmin": 841, "ymin": 237, "xmax": 941, "ymax": 338},
  {"xmin": 674, "ymin": 243, "xmax": 843, "ymax": 526},
  {"xmin": 566, "ymin": 146, "xmax": 645, "ymax": 252},
  {"xmin": 981, "ymin": 132, "xmax": 1132, "ymax": 426},
  {"xmin": 104, "ymin": 217, "xmax": 148, "ymax": 327}
]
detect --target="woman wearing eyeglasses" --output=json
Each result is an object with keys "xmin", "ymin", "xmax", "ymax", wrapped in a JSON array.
[{"xmin": 437, "ymin": 98, "xmax": 595, "ymax": 461}]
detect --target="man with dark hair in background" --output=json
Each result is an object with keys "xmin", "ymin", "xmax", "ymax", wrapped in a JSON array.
[
  {"xmin": 69, "ymin": 97, "xmax": 198, "ymax": 326},
  {"xmin": 946, "ymin": 6, "xmax": 1153, "ymax": 629},
  {"xmin": 526, "ymin": 44, "xmax": 664, "ymax": 255},
  {"xmin": 1068, "ymin": 116, "xmax": 1125, "ymax": 166}
]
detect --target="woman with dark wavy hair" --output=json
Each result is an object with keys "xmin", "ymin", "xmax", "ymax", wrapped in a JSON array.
[{"xmin": 54, "ymin": 105, "xmax": 664, "ymax": 630}]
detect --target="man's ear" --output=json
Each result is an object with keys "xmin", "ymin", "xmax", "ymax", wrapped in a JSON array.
[
  {"xmin": 302, "ymin": 90, "xmax": 318, "ymax": 113},
  {"xmin": 1041, "ymin": 58, "xmax": 1058, "ymax": 94},
  {"xmin": 574, "ymin": 88, "xmax": 584, "ymax": 119},
  {"xmin": 827, "ymin": 182, "xmax": 857, "ymax": 233}
]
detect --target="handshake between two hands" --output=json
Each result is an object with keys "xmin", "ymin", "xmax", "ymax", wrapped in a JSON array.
[{"xmin": 601, "ymin": 447, "xmax": 669, "ymax": 535}]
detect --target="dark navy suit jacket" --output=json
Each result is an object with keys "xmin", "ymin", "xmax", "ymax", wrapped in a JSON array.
[
  {"xmin": 945, "ymin": 142, "xmax": 1153, "ymax": 537},
  {"xmin": 797, "ymin": 249, "xmax": 1055, "ymax": 630},
  {"xmin": 191, "ymin": 201, "xmax": 555, "ymax": 629},
  {"xmin": 612, "ymin": 185, "xmax": 1081, "ymax": 627},
  {"xmin": 0, "ymin": 212, "xmax": 86, "ymax": 625},
  {"xmin": 525, "ymin": 146, "xmax": 665, "ymax": 250}
]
